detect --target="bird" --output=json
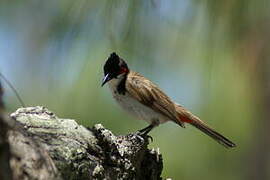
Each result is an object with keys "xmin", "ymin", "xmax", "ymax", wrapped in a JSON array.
[{"xmin": 102, "ymin": 52, "xmax": 236, "ymax": 148}]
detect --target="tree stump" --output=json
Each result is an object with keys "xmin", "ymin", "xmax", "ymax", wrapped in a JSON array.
[{"xmin": 2, "ymin": 106, "xmax": 163, "ymax": 180}]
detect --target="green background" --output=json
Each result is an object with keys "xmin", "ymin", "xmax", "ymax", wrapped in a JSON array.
[{"xmin": 1, "ymin": 0, "xmax": 269, "ymax": 179}]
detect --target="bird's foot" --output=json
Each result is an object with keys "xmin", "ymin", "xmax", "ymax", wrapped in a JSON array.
[
  {"xmin": 135, "ymin": 124, "xmax": 155, "ymax": 142},
  {"xmin": 144, "ymin": 134, "xmax": 153, "ymax": 142},
  {"xmin": 135, "ymin": 131, "xmax": 153, "ymax": 142}
]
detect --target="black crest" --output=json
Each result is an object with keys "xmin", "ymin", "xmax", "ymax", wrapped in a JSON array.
[
  {"xmin": 103, "ymin": 52, "xmax": 128, "ymax": 77},
  {"xmin": 103, "ymin": 53, "xmax": 120, "ymax": 75}
]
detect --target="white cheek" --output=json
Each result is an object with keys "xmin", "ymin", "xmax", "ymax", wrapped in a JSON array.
[
  {"xmin": 108, "ymin": 78, "xmax": 121, "ymax": 93},
  {"xmin": 108, "ymin": 75, "xmax": 125, "ymax": 88},
  {"xmin": 108, "ymin": 78, "xmax": 119, "ymax": 87},
  {"xmin": 117, "ymin": 73, "xmax": 125, "ymax": 79}
]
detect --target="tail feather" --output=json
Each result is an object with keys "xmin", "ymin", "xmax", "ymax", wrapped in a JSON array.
[
  {"xmin": 175, "ymin": 104, "xmax": 236, "ymax": 148},
  {"xmin": 189, "ymin": 120, "xmax": 236, "ymax": 148}
]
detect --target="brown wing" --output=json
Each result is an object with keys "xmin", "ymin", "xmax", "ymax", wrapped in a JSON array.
[{"xmin": 126, "ymin": 71, "xmax": 184, "ymax": 127}]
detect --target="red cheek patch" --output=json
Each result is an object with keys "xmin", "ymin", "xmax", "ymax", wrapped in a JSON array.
[{"xmin": 120, "ymin": 67, "xmax": 128, "ymax": 74}]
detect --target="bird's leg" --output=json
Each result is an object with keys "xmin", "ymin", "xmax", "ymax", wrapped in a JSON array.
[
  {"xmin": 137, "ymin": 123, "xmax": 157, "ymax": 142},
  {"xmin": 137, "ymin": 120, "xmax": 159, "ymax": 142},
  {"xmin": 138, "ymin": 124, "xmax": 155, "ymax": 135}
]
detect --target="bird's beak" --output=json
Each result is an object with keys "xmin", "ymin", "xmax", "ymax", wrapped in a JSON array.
[{"xmin": 101, "ymin": 73, "xmax": 111, "ymax": 87}]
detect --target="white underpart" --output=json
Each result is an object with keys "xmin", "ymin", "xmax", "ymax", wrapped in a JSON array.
[{"xmin": 108, "ymin": 77, "xmax": 170, "ymax": 126}]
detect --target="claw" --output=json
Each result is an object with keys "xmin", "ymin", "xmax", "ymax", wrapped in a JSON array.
[
  {"xmin": 144, "ymin": 134, "xmax": 153, "ymax": 142},
  {"xmin": 136, "ymin": 131, "xmax": 153, "ymax": 142}
]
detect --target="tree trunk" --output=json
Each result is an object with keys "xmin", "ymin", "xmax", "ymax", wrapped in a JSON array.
[{"xmin": 1, "ymin": 106, "xmax": 163, "ymax": 180}]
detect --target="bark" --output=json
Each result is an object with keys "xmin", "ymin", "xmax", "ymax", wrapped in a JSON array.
[
  {"xmin": 0, "ymin": 81, "xmax": 13, "ymax": 180},
  {"xmin": 2, "ymin": 106, "xmax": 163, "ymax": 180},
  {"xmin": 0, "ymin": 114, "xmax": 15, "ymax": 180}
]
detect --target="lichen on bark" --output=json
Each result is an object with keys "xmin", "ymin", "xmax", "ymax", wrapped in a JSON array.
[{"xmin": 7, "ymin": 106, "xmax": 163, "ymax": 180}]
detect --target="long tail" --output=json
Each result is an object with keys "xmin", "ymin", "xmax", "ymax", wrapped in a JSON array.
[{"xmin": 175, "ymin": 104, "xmax": 236, "ymax": 148}]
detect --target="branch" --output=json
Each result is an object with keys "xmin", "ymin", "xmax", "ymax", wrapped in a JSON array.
[{"xmin": 8, "ymin": 106, "xmax": 163, "ymax": 180}]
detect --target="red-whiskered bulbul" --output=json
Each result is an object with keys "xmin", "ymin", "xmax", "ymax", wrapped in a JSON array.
[{"xmin": 102, "ymin": 52, "xmax": 236, "ymax": 148}]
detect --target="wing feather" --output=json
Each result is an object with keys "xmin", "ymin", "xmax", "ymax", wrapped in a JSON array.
[{"xmin": 126, "ymin": 71, "xmax": 184, "ymax": 127}]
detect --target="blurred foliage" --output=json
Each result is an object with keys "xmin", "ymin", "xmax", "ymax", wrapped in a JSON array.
[{"xmin": 0, "ymin": 0, "xmax": 269, "ymax": 179}]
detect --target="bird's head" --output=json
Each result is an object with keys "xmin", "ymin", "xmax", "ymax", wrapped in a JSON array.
[{"xmin": 102, "ymin": 52, "xmax": 129, "ymax": 86}]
